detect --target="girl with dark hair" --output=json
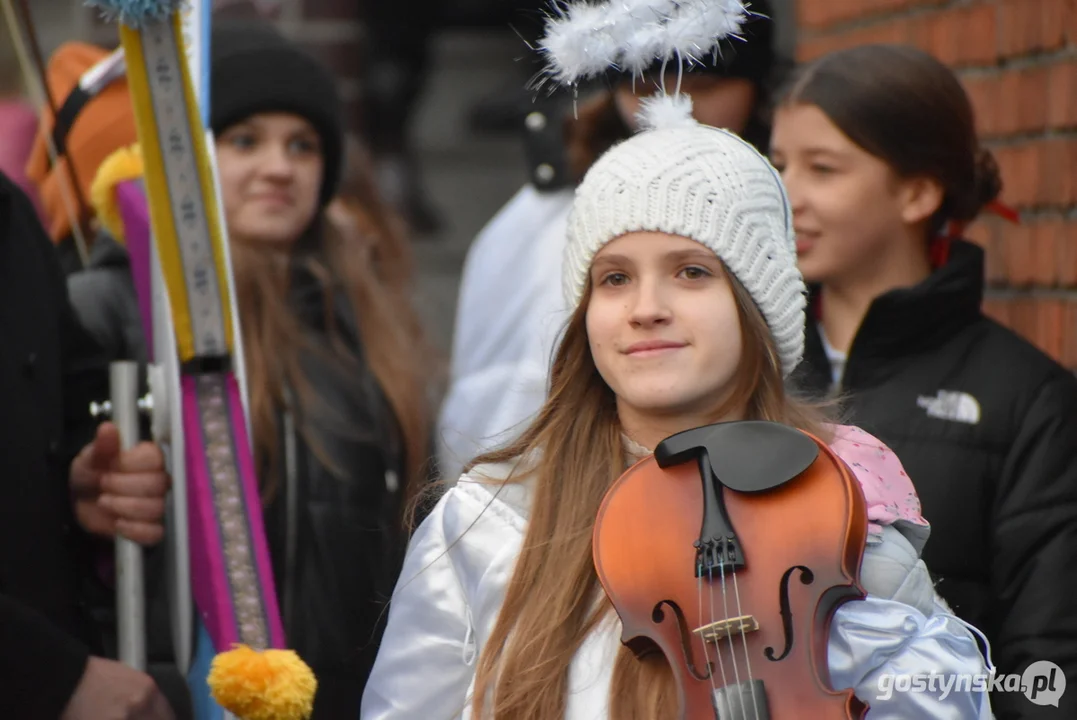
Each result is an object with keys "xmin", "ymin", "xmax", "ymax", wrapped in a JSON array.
[
  {"xmin": 438, "ymin": 2, "xmax": 782, "ymax": 480},
  {"xmin": 770, "ymin": 43, "xmax": 1077, "ymax": 717},
  {"xmin": 208, "ymin": 20, "xmax": 434, "ymax": 717},
  {"xmin": 362, "ymin": 103, "xmax": 992, "ymax": 719}
]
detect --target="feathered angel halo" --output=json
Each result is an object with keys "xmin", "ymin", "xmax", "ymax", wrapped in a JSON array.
[{"xmin": 535, "ymin": 0, "xmax": 758, "ymax": 129}]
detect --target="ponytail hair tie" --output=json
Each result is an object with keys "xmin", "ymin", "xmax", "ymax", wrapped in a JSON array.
[{"xmin": 932, "ymin": 198, "xmax": 1019, "ymax": 268}]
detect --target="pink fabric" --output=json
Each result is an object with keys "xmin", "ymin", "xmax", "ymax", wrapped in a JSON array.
[
  {"xmin": 829, "ymin": 424, "xmax": 929, "ymax": 541},
  {"xmin": 0, "ymin": 100, "xmax": 44, "ymax": 222}
]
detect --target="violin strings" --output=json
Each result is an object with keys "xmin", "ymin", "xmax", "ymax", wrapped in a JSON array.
[
  {"xmin": 731, "ymin": 572, "xmax": 762, "ymax": 720},
  {"xmin": 707, "ymin": 568, "xmax": 731, "ymax": 712},
  {"xmin": 718, "ymin": 562, "xmax": 747, "ymax": 720},
  {"xmin": 698, "ymin": 572, "xmax": 721, "ymax": 712}
]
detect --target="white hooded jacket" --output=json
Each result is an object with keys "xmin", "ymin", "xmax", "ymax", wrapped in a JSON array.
[{"xmin": 362, "ymin": 427, "xmax": 995, "ymax": 719}]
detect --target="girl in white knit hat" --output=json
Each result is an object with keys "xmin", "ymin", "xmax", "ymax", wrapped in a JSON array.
[
  {"xmin": 360, "ymin": 6, "xmax": 994, "ymax": 714},
  {"xmin": 435, "ymin": 2, "xmax": 781, "ymax": 484},
  {"xmin": 361, "ymin": 5, "xmax": 994, "ymax": 718},
  {"xmin": 361, "ymin": 110, "xmax": 995, "ymax": 720}
]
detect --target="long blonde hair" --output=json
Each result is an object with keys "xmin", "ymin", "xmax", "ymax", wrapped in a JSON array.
[{"xmin": 468, "ymin": 269, "xmax": 833, "ymax": 720}]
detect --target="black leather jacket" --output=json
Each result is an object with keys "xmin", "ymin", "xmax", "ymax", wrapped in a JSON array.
[{"xmin": 261, "ymin": 268, "xmax": 410, "ymax": 717}]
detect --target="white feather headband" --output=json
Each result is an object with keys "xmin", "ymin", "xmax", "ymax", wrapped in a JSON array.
[{"xmin": 537, "ymin": 0, "xmax": 754, "ymax": 130}]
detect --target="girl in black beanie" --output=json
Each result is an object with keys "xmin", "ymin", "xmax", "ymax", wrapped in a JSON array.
[{"xmin": 208, "ymin": 20, "xmax": 434, "ymax": 718}]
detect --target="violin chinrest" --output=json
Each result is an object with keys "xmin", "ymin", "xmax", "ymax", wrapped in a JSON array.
[{"xmin": 654, "ymin": 421, "xmax": 819, "ymax": 493}]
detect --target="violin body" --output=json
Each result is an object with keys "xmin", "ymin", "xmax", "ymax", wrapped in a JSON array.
[{"xmin": 593, "ymin": 421, "xmax": 869, "ymax": 719}]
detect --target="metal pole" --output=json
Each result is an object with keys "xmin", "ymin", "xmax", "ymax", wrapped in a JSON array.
[{"xmin": 111, "ymin": 360, "xmax": 147, "ymax": 671}]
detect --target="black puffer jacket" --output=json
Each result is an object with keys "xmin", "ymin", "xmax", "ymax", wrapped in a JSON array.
[
  {"xmin": 261, "ymin": 264, "xmax": 412, "ymax": 719},
  {"xmin": 793, "ymin": 240, "xmax": 1077, "ymax": 719}
]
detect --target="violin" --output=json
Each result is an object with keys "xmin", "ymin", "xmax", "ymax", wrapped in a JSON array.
[{"xmin": 593, "ymin": 421, "xmax": 869, "ymax": 719}]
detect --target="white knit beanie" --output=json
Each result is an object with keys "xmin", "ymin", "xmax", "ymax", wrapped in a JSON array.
[{"xmin": 563, "ymin": 121, "xmax": 807, "ymax": 376}]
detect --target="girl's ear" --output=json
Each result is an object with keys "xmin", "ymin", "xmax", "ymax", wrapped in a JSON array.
[{"xmin": 898, "ymin": 176, "xmax": 945, "ymax": 226}]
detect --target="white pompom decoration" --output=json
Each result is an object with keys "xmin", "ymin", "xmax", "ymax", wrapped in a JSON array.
[{"xmin": 636, "ymin": 93, "xmax": 697, "ymax": 131}]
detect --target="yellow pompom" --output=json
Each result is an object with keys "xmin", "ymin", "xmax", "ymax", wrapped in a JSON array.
[
  {"xmin": 88, "ymin": 143, "xmax": 144, "ymax": 244},
  {"xmin": 207, "ymin": 644, "xmax": 317, "ymax": 720}
]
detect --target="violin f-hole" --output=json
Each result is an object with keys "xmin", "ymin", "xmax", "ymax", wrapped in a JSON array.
[
  {"xmin": 652, "ymin": 600, "xmax": 712, "ymax": 681},
  {"xmin": 764, "ymin": 565, "xmax": 814, "ymax": 662}
]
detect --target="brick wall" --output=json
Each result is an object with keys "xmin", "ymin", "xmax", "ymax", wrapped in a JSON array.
[{"xmin": 796, "ymin": 0, "xmax": 1077, "ymax": 370}]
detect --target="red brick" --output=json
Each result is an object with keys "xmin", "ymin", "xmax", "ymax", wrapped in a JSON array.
[
  {"xmin": 1042, "ymin": 0, "xmax": 1069, "ymax": 50},
  {"xmin": 1058, "ymin": 220, "xmax": 1077, "ymax": 287},
  {"xmin": 1018, "ymin": 67, "xmax": 1050, "ymax": 133},
  {"xmin": 1018, "ymin": 138, "xmax": 1077, "ymax": 207},
  {"xmin": 996, "ymin": 72, "xmax": 1023, "ymax": 135},
  {"xmin": 1035, "ymin": 299, "xmax": 1066, "ymax": 360},
  {"xmin": 1036, "ymin": 140, "xmax": 1062, "ymax": 206},
  {"xmin": 987, "ymin": 293, "xmax": 1077, "ymax": 367},
  {"xmin": 878, "ymin": 0, "xmax": 910, "ymax": 12},
  {"xmin": 1066, "ymin": 0, "xmax": 1077, "ymax": 44},
  {"xmin": 998, "ymin": 144, "xmax": 1040, "ymax": 208},
  {"xmin": 1002, "ymin": 223, "xmax": 1036, "ymax": 286},
  {"xmin": 1030, "ymin": 220, "xmax": 1062, "ymax": 285},
  {"xmin": 926, "ymin": 11, "xmax": 958, "ymax": 66},
  {"xmin": 906, "ymin": 13, "xmax": 934, "ymax": 55},
  {"xmin": 1010, "ymin": 297, "xmax": 1039, "ymax": 340},
  {"xmin": 1045, "ymin": 139, "xmax": 1077, "ymax": 205},
  {"xmin": 968, "ymin": 219, "xmax": 1005, "ymax": 285},
  {"xmin": 963, "ymin": 75, "xmax": 1000, "ymax": 136},
  {"xmin": 1064, "ymin": 300, "xmax": 1077, "ymax": 368},
  {"xmin": 999, "ymin": 0, "xmax": 1049, "ymax": 58},
  {"xmin": 831, "ymin": 0, "xmax": 863, "ymax": 25},
  {"xmin": 996, "ymin": 0, "xmax": 1018, "ymax": 56},
  {"xmin": 988, "ymin": 224, "xmax": 1008, "ymax": 286},
  {"xmin": 853, "ymin": 18, "xmax": 911, "ymax": 48},
  {"xmin": 959, "ymin": 4, "xmax": 999, "ymax": 66},
  {"xmin": 1047, "ymin": 61, "xmax": 1077, "ymax": 129},
  {"xmin": 993, "ymin": 66, "xmax": 1051, "ymax": 135}
]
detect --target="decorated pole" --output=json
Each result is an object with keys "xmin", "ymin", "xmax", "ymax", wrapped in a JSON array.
[{"xmin": 85, "ymin": 1, "xmax": 315, "ymax": 718}]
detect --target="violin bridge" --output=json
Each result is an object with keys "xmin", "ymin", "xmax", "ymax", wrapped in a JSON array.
[{"xmin": 694, "ymin": 615, "xmax": 760, "ymax": 643}]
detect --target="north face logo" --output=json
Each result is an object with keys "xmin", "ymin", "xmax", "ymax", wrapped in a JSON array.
[{"xmin": 916, "ymin": 390, "xmax": 981, "ymax": 425}]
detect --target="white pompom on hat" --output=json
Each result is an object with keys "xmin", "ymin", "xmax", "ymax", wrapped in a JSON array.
[{"xmin": 562, "ymin": 118, "xmax": 807, "ymax": 376}]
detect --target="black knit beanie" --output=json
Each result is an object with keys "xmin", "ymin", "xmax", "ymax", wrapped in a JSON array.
[{"xmin": 210, "ymin": 20, "xmax": 343, "ymax": 206}]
